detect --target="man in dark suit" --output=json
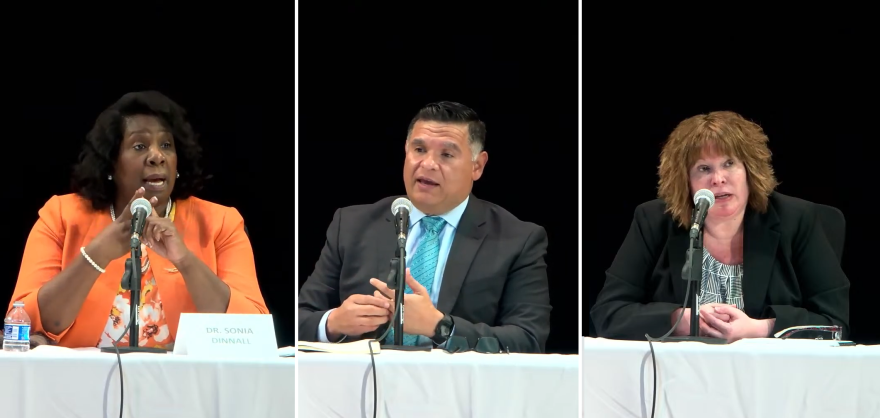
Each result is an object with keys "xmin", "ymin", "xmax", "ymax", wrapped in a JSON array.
[{"xmin": 298, "ymin": 102, "xmax": 552, "ymax": 353}]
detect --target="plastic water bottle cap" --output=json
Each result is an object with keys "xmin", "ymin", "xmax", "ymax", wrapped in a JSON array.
[{"xmin": 12, "ymin": 301, "xmax": 24, "ymax": 308}]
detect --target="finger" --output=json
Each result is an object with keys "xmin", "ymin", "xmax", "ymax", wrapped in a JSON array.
[
  {"xmin": 699, "ymin": 319, "xmax": 712, "ymax": 336},
  {"xmin": 355, "ymin": 315, "xmax": 390, "ymax": 327},
  {"xmin": 703, "ymin": 312, "xmax": 732, "ymax": 334},
  {"xmin": 699, "ymin": 307, "xmax": 715, "ymax": 318},
  {"xmin": 701, "ymin": 320, "xmax": 724, "ymax": 338},
  {"xmin": 356, "ymin": 323, "xmax": 382, "ymax": 333},
  {"xmin": 142, "ymin": 219, "xmax": 155, "ymax": 245},
  {"xmin": 117, "ymin": 187, "xmax": 145, "ymax": 222},
  {"xmin": 373, "ymin": 291, "xmax": 392, "ymax": 303},
  {"xmin": 130, "ymin": 187, "xmax": 145, "ymax": 202},
  {"xmin": 148, "ymin": 199, "xmax": 160, "ymax": 217},
  {"xmin": 352, "ymin": 304, "xmax": 389, "ymax": 317},
  {"xmin": 713, "ymin": 305, "xmax": 738, "ymax": 317},
  {"xmin": 127, "ymin": 187, "xmax": 145, "ymax": 209},
  {"xmin": 699, "ymin": 305, "xmax": 721, "ymax": 318},
  {"xmin": 369, "ymin": 278, "xmax": 394, "ymax": 297},
  {"xmin": 373, "ymin": 292, "xmax": 395, "ymax": 315},
  {"xmin": 702, "ymin": 310, "xmax": 731, "ymax": 323},
  {"xmin": 404, "ymin": 268, "xmax": 427, "ymax": 294},
  {"xmin": 349, "ymin": 294, "xmax": 391, "ymax": 309}
]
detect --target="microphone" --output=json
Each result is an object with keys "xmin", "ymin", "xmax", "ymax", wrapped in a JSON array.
[
  {"xmin": 130, "ymin": 198, "xmax": 153, "ymax": 242},
  {"xmin": 690, "ymin": 189, "xmax": 715, "ymax": 239},
  {"xmin": 391, "ymin": 197, "xmax": 413, "ymax": 248}
]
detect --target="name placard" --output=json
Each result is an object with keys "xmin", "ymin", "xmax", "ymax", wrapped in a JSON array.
[{"xmin": 173, "ymin": 313, "xmax": 278, "ymax": 359}]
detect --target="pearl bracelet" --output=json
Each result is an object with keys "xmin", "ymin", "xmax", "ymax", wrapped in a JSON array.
[{"xmin": 80, "ymin": 247, "xmax": 106, "ymax": 274}]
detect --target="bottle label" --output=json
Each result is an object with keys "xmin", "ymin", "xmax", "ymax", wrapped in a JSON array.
[{"xmin": 3, "ymin": 324, "xmax": 30, "ymax": 342}]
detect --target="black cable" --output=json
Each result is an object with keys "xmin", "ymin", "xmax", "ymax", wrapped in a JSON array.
[
  {"xmin": 644, "ymin": 238, "xmax": 695, "ymax": 418},
  {"xmin": 108, "ymin": 307, "xmax": 136, "ymax": 418},
  {"xmin": 367, "ymin": 307, "xmax": 401, "ymax": 418},
  {"xmin": 364, "ymin": 282, "xmax": 405, "ymax": 418},
  {"xmin": 368, "ymin": 340, "xmax": 378, "ymax": 418},
  {"xmin": 647, "ymin": 339, "xmax": 658, "ymax": 418}
]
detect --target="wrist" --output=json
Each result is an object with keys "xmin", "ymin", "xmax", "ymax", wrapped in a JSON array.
[
  {"xmin": 326, "ymin": 310, "xmax": 342, "ymax": 341},
  {"xmin": 171, "ymin": 250, "xmax": 197, "ymax": 270},
  {"xmin": 84, "ymin": 241, "xmax": 112, "ymax": 268},
  {"xmin": 759, "ymin": 318, "xmax": 776, "ymax": 337},
  {"xmin": 426, "ymin": 309, "xmax": 444, "ymax": 336}
]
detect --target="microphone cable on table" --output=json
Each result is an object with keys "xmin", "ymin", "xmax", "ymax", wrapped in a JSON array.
[
  {"xmin": 643, "ymin": 239, "xmax": 695, "ymax": 418},
  {"xmin": 106, "ymin": 298, "xmax": 139, "ymax": 418},
  {"xmin": 336, "ymin": 196, "xmax": 411, "ymax": 418},
  {"xmin": 323, "ymin": 296, "xmax": 401, "ymax": 418},
  {"xmin": 366, "ymin": 299, "xmax": 401, "ymax": 418}
]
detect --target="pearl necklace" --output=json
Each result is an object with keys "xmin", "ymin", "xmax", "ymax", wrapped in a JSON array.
[{"xmin": 111, "ymin": 200, "xmax": 172, "ymax": 221}]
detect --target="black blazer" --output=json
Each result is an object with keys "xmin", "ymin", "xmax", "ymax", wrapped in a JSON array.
[
  {"xmin": 591, "ymin": 192, "xmax": 850, "ymax": 340},
  {"xmin": 298, "ymin": 195, "xmax": 552, "ymax": 353}
]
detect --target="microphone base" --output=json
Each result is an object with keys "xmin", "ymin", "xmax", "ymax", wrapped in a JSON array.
[
  {"xmin": 379, "ymin": 344, "xmax": 431, "ymax": 352},
  {"xmin": 101, "ymin": 346, "xmax": 168, "ymax": 354},
  {"xmin": 659, "ymin": 336, "xmax": 728, "ymax": 345}
]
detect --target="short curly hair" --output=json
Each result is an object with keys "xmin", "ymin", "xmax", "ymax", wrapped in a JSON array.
[
  {"xmin": 658, "ymin": 111, "xmax": 779, "ymax": 229},
  {"xmin": 71, "ymin": 91, "xmax": 209, "ymax": 210}
]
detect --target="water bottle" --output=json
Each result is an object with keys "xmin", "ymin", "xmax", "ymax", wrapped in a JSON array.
[{"xmin": 3, "ymin": 301, "xmax": 31, "ymax": 352}]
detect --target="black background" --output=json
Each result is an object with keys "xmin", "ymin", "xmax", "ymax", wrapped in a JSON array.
[
  {"xmin": 584, "ymin": 28, "xmax": 879, "ymax": 343},
  {"xmin": 296, "ymin": 4, "xmax": 580, "ymax": 353}
]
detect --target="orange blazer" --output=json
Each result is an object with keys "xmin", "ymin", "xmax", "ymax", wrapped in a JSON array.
[{"xmin": 8, "ymin": 193, "xmax": 269, "ymax": 348}]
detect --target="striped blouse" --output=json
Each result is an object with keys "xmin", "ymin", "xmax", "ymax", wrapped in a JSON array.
[{"xmin": 698, "ymin": 248, "xmax": 744, "ymax": 310}]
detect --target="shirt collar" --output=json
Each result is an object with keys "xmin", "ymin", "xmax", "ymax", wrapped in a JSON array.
[{"xmin": 409, "ymin": 196, "xmax": 470, "ymax": 231}]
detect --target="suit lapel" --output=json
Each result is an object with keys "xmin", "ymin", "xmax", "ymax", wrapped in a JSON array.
[
  {"xmin": 437, "ymin": 196, "xmax": 488, "ymax": 313},
  {"xmin": 742, "ymin": 204, "xmax": 780, "ymax": 318}
]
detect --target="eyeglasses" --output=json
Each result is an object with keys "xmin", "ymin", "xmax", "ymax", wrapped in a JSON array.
[
  {"xmin": 774, "ymin": 325, "xmax": 842, "ymax": 341},
  {"xmin": 443, "ymin": 336, "xmax": 510, "ymax": 354}
]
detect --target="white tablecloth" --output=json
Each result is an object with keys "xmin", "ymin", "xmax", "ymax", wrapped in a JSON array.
[
  {"xmin": 0, "ymin": 345, "xmax": 296, "ymax": 418},
  {"xmin": 583, "ymin": 337, "xmax": 880, "ymax": 418},
  {"xmin": 298, "ymin": 349, "xmax": 578, "ymax": 417}
]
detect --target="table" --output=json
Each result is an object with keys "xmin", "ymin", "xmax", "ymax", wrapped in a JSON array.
[
  {"xmin": 0, "ymin": 345, "xmax": 296, "ymax": 418},
  {"xmin": 298, "ymin": 349, "xmax": 579, "ymax": 417},
  {"xmin": 583, "ymin": 337, "xmax": 880, "ymax": 418}
]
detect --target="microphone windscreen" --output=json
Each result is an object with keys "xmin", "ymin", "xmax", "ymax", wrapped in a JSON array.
[
  {"xmin": 693, "ymin": 189, "xmax": 715, "ymax": 207},
  {"xmin": 391, "ymin": 197, "xmax": 413, "ymax": 216},
  {"xmin": 130, "ymin": 198, "xmax": 154, "ymax": 216}
]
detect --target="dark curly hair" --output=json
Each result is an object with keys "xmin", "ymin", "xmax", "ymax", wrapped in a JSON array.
[{"xmin": 71, "ymin": 91, "xmax": 209, "ymax": 210}]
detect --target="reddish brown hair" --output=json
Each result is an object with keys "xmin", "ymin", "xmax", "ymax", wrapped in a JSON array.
[{"xmin": 658, "ymin": 111, "xmax": 779, "ymax": 228}]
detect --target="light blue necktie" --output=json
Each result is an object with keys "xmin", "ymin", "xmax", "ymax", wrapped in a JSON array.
[{"xmin": 387, "ymin": 216, "xmax": 446, "ymax": 346}]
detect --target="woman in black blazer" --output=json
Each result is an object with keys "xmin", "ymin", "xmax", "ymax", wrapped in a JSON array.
[{"xmin": 591, "ymin": 111, "xmax": 849, "ymax": 342}]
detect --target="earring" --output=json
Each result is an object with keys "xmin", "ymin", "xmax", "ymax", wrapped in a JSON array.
[
  {"xmin": 107, "ymin": 175, "xmax": 113, "ymax": 180},
  {"xmin": 176, "ymin": 172, "xmax": 180, "ymax": 178}
]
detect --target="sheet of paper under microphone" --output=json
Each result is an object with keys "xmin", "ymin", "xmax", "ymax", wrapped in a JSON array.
[{"xmin": 297, "ymin": 340, "xmax": 381, "ymax": 354}]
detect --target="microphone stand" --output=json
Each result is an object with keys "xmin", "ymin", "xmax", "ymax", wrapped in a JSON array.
[
  {"xmin": 662, "ymin": 228, "xmax": 727, "ymax": 345},
  {"xmin": 101, "ymin": 235, "xmax": 166, "ymax": 354},
  {"xmin": 380, "ymin": 226, "xmax": 429, "ymax": 351}
]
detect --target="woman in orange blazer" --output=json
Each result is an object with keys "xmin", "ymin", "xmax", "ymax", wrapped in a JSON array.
[{"xmin": 8, "ymin": 91, "xmax": 268, "ymax": 349}]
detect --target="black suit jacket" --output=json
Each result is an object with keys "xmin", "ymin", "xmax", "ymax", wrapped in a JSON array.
[
  {"xmin": 298, "ymin": 195, "xmax": 552, "ymax": 353},
  {"xmin": 591, "ymin": 192, "xmax": 850, "ymax": 340}
]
